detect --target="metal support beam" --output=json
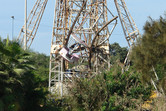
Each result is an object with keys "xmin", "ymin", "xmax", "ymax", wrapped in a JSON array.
[
  {"xmin": 17, "ymin": 0, "xmax": 48, "ymax": 49},
  {"xmin": 24, "ymin": 0, "xmax": 27, "ymax": 50},
  {"xmin": 114, "ymin": 0, "xmax": 141, "ymax": 72}
]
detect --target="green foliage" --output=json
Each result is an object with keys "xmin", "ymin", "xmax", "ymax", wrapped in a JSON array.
[
  {"xmin": 16, "ymin": 71, "xmax": 48, "ymax": 111},
  {"xmin": 29, "ymin": 52, "xmax": 49, "ymax": 87},
  {"xmin": 131, "ymin": 15, "xmax": 166, "ymax": 93},
  {"xmin": 65, "ymin": 75, "xmax": 107, "ymax": 111},
  {"xmin": 0, "ymin": 37, "xmax": 48, "ymax": 111},
  {"xmin": 109, "ymin": 43, "xmax": 128, "ymax": 63},
  {"xmin": 102, "ymin": 66, "xmax": 152, "ymax": 111},
  {"xmin": 63, "ymin": 65, "xmax": 152, "ymax": 111},
  {"xmin": 0, "ymin": 38, "xmax": 28, "ymax": 110}
]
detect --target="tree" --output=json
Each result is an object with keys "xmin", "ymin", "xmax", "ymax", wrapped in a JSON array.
[
  {"xmin": 0, "ymin": 37, "xmax": 31, "ymax": 110},
  {"xmin": 29, "ymin": 52, "xmax": 49, "ymax": 87},
  {"xmin": 131, "ymin": 15, "xmax": 166, "ymax": 93},
  {"xmin": 109, "ymin": 43, "xmax": 128, "ymax": 64},
  {"xmin": 0, "ymin": 37, "xmax": 48, "ymax": 110}
]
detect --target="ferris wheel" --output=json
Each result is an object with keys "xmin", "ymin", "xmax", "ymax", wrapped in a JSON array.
[{"xmin": 17, "ymin": 0, "xmax": 140, "ymax": 96}]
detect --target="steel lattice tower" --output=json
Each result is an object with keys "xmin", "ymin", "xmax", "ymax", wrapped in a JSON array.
[
  {"xmin": 17, "ymin": 0, "xmax": 48, "ymax": 48},
  {"xmin": 16, "ymin": 0, "xmax": 141, "ymax": 96},
  {"xmin": 49, "ymin": 0, "xmax": 118, "ymax": 95}
]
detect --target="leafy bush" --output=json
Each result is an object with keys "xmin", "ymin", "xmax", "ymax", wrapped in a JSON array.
[
  {"xmin": 65, "ymin": 75, "xmax": 107, "ymax": 111},
  {"xmin": 102, "ymin": 66, "xmax": 152, "ymax": 111},
  {"xmin": 63, "ymin": 65, "xmax": 152, "ymax": 111}
]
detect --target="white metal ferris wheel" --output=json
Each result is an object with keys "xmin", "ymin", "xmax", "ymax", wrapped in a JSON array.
[{"xmin": 17, "ymin": 0, "xmax": 140, "ymax": 96}]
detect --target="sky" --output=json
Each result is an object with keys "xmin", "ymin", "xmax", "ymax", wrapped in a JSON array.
[{"xmin": 0, "ymin": 0, "xmax": 165, "ymax": 55}]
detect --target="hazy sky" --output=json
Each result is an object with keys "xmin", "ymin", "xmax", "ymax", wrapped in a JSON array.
[{"xmin": 0, "ymin": 0, "xmax": 165, "ymax": 55}]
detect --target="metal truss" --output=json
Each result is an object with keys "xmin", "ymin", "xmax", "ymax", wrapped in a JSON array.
[
  {"xmin": 16, "ymin": 0, "xmax": 141, "ymax": 96},
  {"xmin": 49, "ymin": 0, "xmax": 117, "ymax": 95},
  {"xmin": 114, "ymin": 0, "xmax": 141, "ymax": 72},
  {"xmin": 17, "ymin": 0, "xmax": 48, "ymax": 48}
]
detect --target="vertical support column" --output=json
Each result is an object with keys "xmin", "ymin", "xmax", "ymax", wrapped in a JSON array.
[
  {"xmin": 24, "ymin": 0, "xmax": 27, "ymax": 50},
  {"xmin": 60, "ymin": 58, "xmax": 63, "ymax": 97},
  {"xmin": 49, "ymin": 0, "xmax": 66, "ymax": 96},
  {"xmin": 11, "ymin": 16, "xmax": 14, "ymax": 40}
]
